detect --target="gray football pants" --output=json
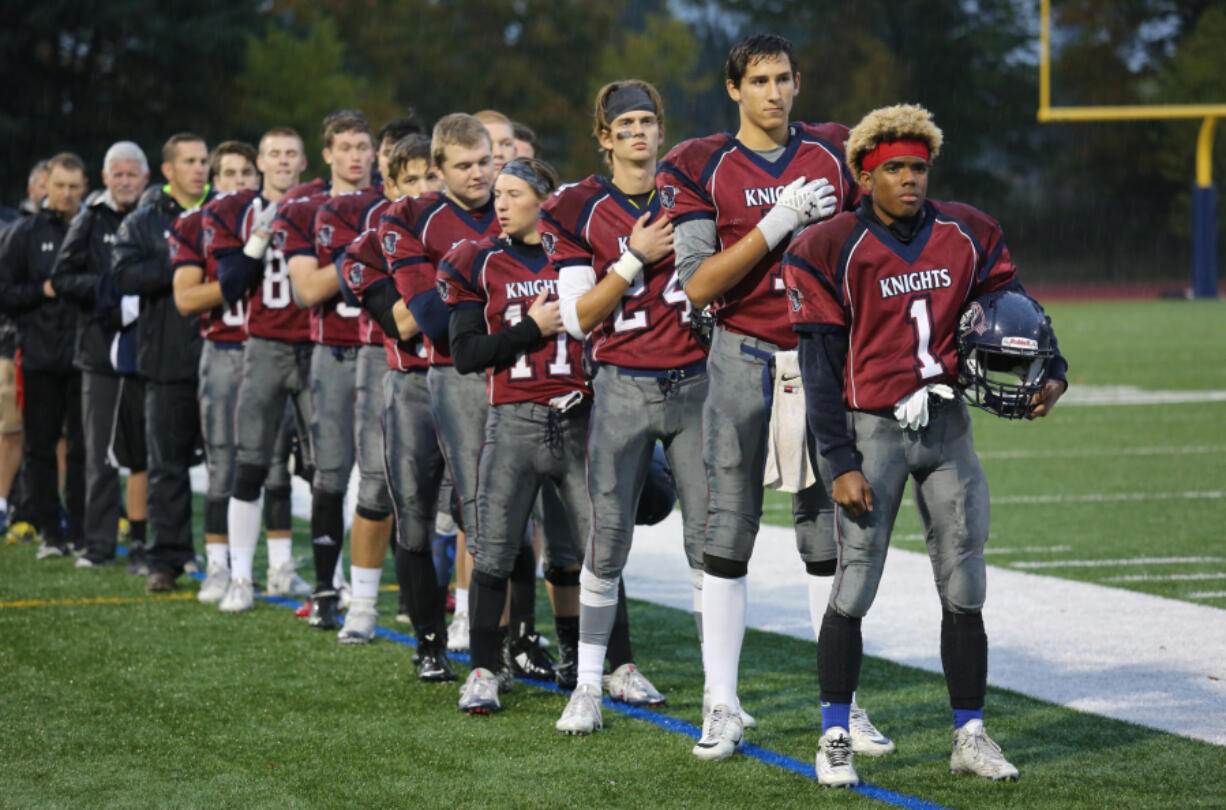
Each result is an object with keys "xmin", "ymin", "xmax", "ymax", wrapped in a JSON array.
[
  {"xmin": 309, "ymin": 344, "xmax": 357, "ymax": 496},
  {"xmin": 383, "ymin": 369, "xmax": 445, "ymax": 553},
  {"xmin": 426, "ymin": 364, "xmax": 488, "ymax": 541},
  {"xmin": 702, "ymin": 326, "xmax": 835, "ymax": 566},
  {"xmin": 234, "ymin": 337, "xmax": 314, "ymax": 473},
  {"xmin": 585, "ymin": 366, "xmax": 707, "ymax": 579},
  {"xmin": 354, "ymin": 345, "xmax": 392, "ymax": 515},
  {"xmin": 473, "ymin": 401, "xmax": 587, "ymax": 579},
  {"xmin": 829, "ymin": 401, "xmax": 989, "ymax": 618}
]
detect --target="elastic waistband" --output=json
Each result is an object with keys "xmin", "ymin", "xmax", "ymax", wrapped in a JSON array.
[
  {"xmin": 614, "ymin": 359, "xmax": 706, "ymax": 381},
  {"xmin": 209, "ymin": 340, "xmax": 245, "ymax": 351},
  {"xmin": 718, "ymin": 326, "xmax": 781, "ymax": 356}
]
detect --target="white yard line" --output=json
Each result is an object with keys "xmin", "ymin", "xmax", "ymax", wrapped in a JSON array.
[
  {"xmin": 1059, "ymin": 385, "xmax": 1226, "ymax": 406},
  {"xmin": 990, "ymin": 491, "xmax": 1223, "ymax": 505},
  {"xmin": 1013, "ymin": 556, "xmax": 1225, "ymax": 569},
  {"xmin": 1105, "ymin": 573, "xmax": 1226, "ymax": 583},
  {"xmin": 1188, "ymin": 592, "xmax": 1226, "ymax": 600},
  {"xmin": 979, "ymin": 444, "xmax": 1226, "ymax": 460}
]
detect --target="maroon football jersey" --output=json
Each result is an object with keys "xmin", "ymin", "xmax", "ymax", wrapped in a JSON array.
[
  {"xmin": 538, "ymin": 175, "xmax": 704, "ymax": 369},
  {"xmin": 171, "ymin": 206, "xmax": 247, "ymax": 343},
  {"xmin": 657, "ymin": 122, "xmax": 858, "ymax": 349},
  {"xmin": 309, "ymin": 189, "xmax": 384, "ymax": 346},
  {"xmin": 343, "ymin": 222, "xmax": 428, "ymax": 371},
  {"xmin": 782, "ymin": 200, "xmax": 1017, "ymax": 410},
  {"xmin": 378, "ymin": 191, "xmax": 499, "ymax": 366},
  {"xmin": 437, "ymin": 237, "xmax": 587, "ymax": 406}
]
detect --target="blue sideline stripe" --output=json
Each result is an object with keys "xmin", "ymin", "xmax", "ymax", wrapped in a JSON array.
[{"xmin": 150, "ymin": 549, "xmax": 947, "ymax": 810}]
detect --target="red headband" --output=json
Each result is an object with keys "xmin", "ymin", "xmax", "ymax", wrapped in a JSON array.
[{"xmin": 861, "ymin": 139, "xmax": 929, "ymax": 173}]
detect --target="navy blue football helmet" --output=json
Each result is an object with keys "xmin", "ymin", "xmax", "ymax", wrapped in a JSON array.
[{"xmin": 956, "ymin": 290, "xmax": 1055, "ymax": 419}]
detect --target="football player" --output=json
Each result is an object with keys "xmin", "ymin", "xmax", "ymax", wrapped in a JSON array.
[
  {"xmin": 437, "ymin": 157, "xmax": 586, "ymax": 714},
  {"xmin": 783, "ymin": 103, "xmax": 1066, "ymax": 786},
  {"xmin": 474, "ymin": 110, "xmax": 517, "ymax": 173},
  {"xmin": 658, "ymin": 33, "xmax": 891, "ymax": 760},
  {"xmin": 284, "ymin": 110, "xmax": 377, "ymax": 629},
  {"xmin": 542, "ymin": 80, "xmax": 693, "ymax": 734}
]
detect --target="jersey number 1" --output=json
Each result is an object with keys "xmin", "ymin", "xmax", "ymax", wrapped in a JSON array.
[{"xmin": 907, "ymin": 297, "xmax": 944, "ymax": 380}]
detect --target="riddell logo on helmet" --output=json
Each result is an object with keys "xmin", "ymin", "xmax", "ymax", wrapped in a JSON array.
[{"xmin": 1002, "ymin": 336, "xmax": 1038, "ymax": 352}]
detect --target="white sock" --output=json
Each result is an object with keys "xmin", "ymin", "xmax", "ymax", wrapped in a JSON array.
[
  {"xmin": 0, "ymin": 496, "xmax": 8, "ymax": 514},
  {"xmin": 351, "ymin": 565, "xmax": 382, "ymax": 601},
  {"xmin": 205, "ymin": 543, "xmax": 229, "ymax": 571},
  {"xmin": 807, "ymin": 574, "xmax": 831, "ymax": 643},
  {"xmin": 702, "ymin": 572, "xmax": 747, "ymax": 712},
  {"xmin": 267, "ymin": 537, "xmax": 292, "ymax": 571},
  {"xmin": 577, "ymin": 641, "xmax": 605, "ymax": 690},
  {"xmin": 227, "ymin": 497, "xmax": 262, "ymax": 581},
  {"xmin": 690, "ymin": 567, "xmax": 704, "ymax": 643},
  {"xmin": 454, "ymin": 587, "xmax": 468, "ymax": 616},
  {"xmin": 332, "ymin": 556, "xmax": 347, "ymax": 590}
]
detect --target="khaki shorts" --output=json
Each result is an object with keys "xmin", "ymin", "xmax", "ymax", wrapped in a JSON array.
[{"xmin": 0, "ymin": 357, "xmax": 21, "ymax": 434}]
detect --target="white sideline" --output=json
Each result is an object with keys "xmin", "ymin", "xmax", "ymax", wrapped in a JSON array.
[{"xmin": 191, "ymin": 468, "xmax": 1226, "ymax": 747}]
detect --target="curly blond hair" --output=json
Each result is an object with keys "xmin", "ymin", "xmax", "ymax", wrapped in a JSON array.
[{"xmin": 846, "ymin": 104, "xmax": 943, "ymax": 175}]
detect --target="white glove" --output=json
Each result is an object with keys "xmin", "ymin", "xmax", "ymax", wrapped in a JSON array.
[
  {"xmin": 243, "ymin": 197, "xmax": 279, "ymax": 259},
  {"xmin": 756, "ymin": 176, "xmax": 837, "ymax": 250},
  {"xmin": 893, "ymin": 384, "xmax": 956, "ymax": 430}
]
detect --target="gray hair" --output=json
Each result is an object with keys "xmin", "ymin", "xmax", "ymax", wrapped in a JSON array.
[
  {"xmin": 103, "ymin": 141, "xmax": 149, "ymax": 173},
  {"xmin": 27, "ymin": 160, "xmax": 49, "ymax": 185}
]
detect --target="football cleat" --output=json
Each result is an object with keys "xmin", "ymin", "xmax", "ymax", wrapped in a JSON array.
[
  {"xmin": 266, "ymin": 560, "xmax": 312, "ymax": 598},
  {"xmin": 849, "ymin": 700, "xmax": 895, "ymax": 756},
  {"xmin": 703, "ymin": 688, "xmax": 756, "ymax": 730},
  {"xmin": 338, "ymin": 596, "xmax": 378, "ymax": 645},
  {"xmin": 446, "ymin": 612, "xmax": 470, "ymax": 651},
  {"xmin": 5, "ymin": 521, "xmax": 37, "ymax": 545},
  {"xmin": 125, "ymin": 542, "xmax": 149, "ymax": 577},
  {"xmin": 307, "ymin": 590, "xmax": 342, "ymax": 630},
  {"xmin": 458, "ymin": 668, "xmax": 501, "ymax": 714},
  {"xmin": 816, "ymin": 726, "xmax": 860, "ymax": 787},
  {"xmin": 556, "ymin": 683, "xmax": 603, "ymax": 735},
  {"xmin": 75, "ymin": 555, "xmax": 112, "ymax": 568},
  {"xmin": 219, "ymin": 578, "xmax": 255, "ymax": 613},
  {"xmin": 35, "ymin": 540, "xmax": 68, "ymax": 560},
  {"xmin": 338, "ymin": 585, "xmax": 351, "ymax": 612},
  {"xmin": 415, "ymin": 634, "xmax": 456, "ymax": 682},
  {"xmin": 950, "ymin": 719, "xmax": 1019, "ymax": 781},
  {"xmin": 506, "ymin": 632, "xmax": 555, "ymax": 680},
  {"xmin": 197, "ymin": 563, "xmax": 231, "ymax": 604},
  {"xmin": 554, "ymin": 633, "xmax": 578, "ymax": 691},
  {"xmin": 692, "ymin": 703, "xmax": 743, "ymax": 761},
  {"xmin": 603, "ymin": 663, "xmax": 665, "ymax": 707}
]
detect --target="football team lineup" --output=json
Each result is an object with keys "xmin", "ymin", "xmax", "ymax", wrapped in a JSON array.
[{"xmin": 3, "ymin": 23, "xmax": 1224, "ymax": 807}]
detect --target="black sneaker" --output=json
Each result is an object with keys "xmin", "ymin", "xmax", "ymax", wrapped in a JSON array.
[
  {"xmin": 308, "ymin": 590, "xmax": 342, "ymax": 630},
  {"xmin": 507, "ymin": 631, "xmax": 556, "ymax": 680},
  {"xmin": 126, "ymin": 542, "xmax": 150, "ymax": 576},
  {"xmin": 416, "ymin": 634, "xmax": 456, "ymax": 682}
]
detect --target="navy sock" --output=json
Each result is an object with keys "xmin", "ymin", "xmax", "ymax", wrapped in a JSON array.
[
  {"xmin": 953, "ymin": 707, "xmax": 984, "ymax": 729},
  {"xmin": 821, "ymin": 701, "xmax": 851, "ymax": 733}
]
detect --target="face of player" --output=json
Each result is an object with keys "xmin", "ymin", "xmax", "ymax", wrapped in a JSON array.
[
  {"xmin": 438, "ymin": 141, "xmax": 494, "ymax": 210},
  {"xmin": 483, "ymin": 121, "xmax": 516, "ymax": 173},
  {"xmin": 163, "ymin": 140, "xmax": 209, "ymax": 201},
  {"xmin": 599, "ymin": 110, "xmax": 662, "ymax": 167},
  {"xmin": 389, "ymin": 158, "xmax": 436, "ymax": 200},
  {"xmin": 27, "ymin": 170, "xmax": 48, "ymax": 208},
  {"xmin": 45, "ymin": 166, "xmax": 86, "ymax": 218},
  {"xmin": 102, "ymin": 159, "xmax": 148, "ymax": 210},
  {"xmin": 861, "ymin": 157, "xmax": 929, "ymax": 224},
  {"xmin": 727, "ymin": 53, "xmax": 798, "ymax": 136},
  {"xmin": 377, "ymin": 136, "xmax": 398, "ymax": 180},
  {"xmin": 324, "ymin": 130, "xmax": 374, "ymax": 187},
  {"xmin": 493, "ymin": 173, "xmax": 543, "ymax": 243},
  {"xmin": 513, "ymin": 138, "xmax": 535, "ymax": 159},
  {"xmin": 258, "ymin": 134, "xmax": 306, "ymax": 195},
  {"xmin": 213, "ymin": 154, "xmax": 259, "ymax": 194}
]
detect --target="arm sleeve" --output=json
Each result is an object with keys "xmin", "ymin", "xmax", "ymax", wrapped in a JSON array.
[
  {"xmin": 50, "ymin": 210, "xmax": 100, "ymax": 305},
  {"xmin": 673, "ymin": 218, "xmax": 718, "ymax": 288},
  {"xmin": 113, "ymin": 213, "xmax": 171, "ymax": 296},
  {"xmin": 406, "ymin": 288, "xmax": 451, "ymax": 343},
  {"xmin": 216, "ymin": 249, "xmax": 264, "ymax": 305},
  {"xmin": 797, "ymin": 326, "xmax": 861, "ymax": 478},
  {"xmin": 0, "ymin": 221, "xmax": 44, "ymax": 315},
  {"xmin": 362, "ymin": 278, "xmax": 402, "ymax": 338},
  {"xmin": 557, "ymin": 264, "xmax": 597, "ymax": 340},
  {"xmin": 448, "ymin": 304, "xmax": 543, "ymax": 375}
]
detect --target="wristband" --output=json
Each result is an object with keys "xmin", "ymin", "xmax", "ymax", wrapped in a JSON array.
[
  {"xmin": 243, "ymin": 232, "xmax": 270, "ymax": 260},
  {"xmin": 611, "ymin": 250, "xmax": 643, "ymax": 284}
]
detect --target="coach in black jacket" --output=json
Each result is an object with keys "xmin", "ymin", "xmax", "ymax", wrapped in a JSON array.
[
  {"xmin": 0, "ymin": 153, "xmax": 88, "ymax": 557},
  {"xmin": 52, "ymin": 141, "xmax": 151, "ymax": 567},
  {"xmin": 113, "ymin": 133, "xmax": 210, "ymax": 591}
]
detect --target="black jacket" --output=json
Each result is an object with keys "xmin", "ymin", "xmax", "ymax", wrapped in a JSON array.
[
  {"xmin": 51, "ymin": 189, "xmax": 133, "ymax": 373},
  {"xmin": 113, "ymin": 185, "xmax": 207, "ymax": 383},
  {"xmin": 0, "ymin": 208, "xmax": 76, "ymax": 372}
]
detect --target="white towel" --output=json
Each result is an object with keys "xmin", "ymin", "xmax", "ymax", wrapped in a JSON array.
[{"xmin": 763, "ymin": 349, "xmax": 816, "ymax": 493}]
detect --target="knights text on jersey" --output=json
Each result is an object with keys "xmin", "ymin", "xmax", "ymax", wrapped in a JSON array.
[
  {"xmin": 538, "ymin": 175, "xmax": 703, "ymax": 369},
  {"xmin": 378, "ymin": 190, "xmax": 499, "ymax": 366},
  {"xmin": 343, "ymin": 224, "xmax": 428, "ymax": 372},
  {"xmin": 657, "ymin": 122, "xmax": 857, "ymax": 348},
  {"xmin": 782, "ymin": 200, "xmax": 1017, "ymax": 410},
  {"xmin": 437, "ymin": 236, "xmax": 587, "ymax": 406},
  {"xmin": 309, "ymin": 189, "xmax": 384, "ymax": 347}
]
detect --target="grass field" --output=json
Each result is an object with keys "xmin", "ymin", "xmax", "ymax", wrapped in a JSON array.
[{"xmin": 2, "ymin": 300, "xmax": 1224, "ymax": 809}]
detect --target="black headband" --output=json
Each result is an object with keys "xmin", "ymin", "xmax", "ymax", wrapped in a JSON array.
[
  {"xmin": 499, "ymin": 160, "xmax": 551, "ymax": 197},
  {"xmin": 605, "ymin": 85, "xmax": 657, "ymax": 122}
]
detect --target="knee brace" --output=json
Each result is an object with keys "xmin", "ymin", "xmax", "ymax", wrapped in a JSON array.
[
  {"xmin": 544, "ymin": 566, "xmax": 580, "ymax": 587},
  {"xmin": 204, "ymin": 496, "xmax": 229, "ymax": 535},
  {"xmin": 355, "ymin": 504, "xmax": 391, "ymax": 522},
  {"xmin": 703, "ymin": 552, "xmax": 747, "ymax": 580},
  {"xmin": 232, "ymin": 463, "xmax": 268, "ymax": 503},
  {"xmin": 806, "ymin": 558, "xmax": 837, "ymax": 577},
  {"xmin": 263, "ymin": 486, "xmax": 292, "ymax": 532}
]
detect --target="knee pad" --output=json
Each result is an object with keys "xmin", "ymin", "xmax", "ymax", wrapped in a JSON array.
[
  {"xmin": 544, "ymin": 566, "xmax": 580, "ymax": 587},
  {"xmin": 703, "ymin": 552, "xmax": 747, "ymax": 580},
  {"xmin": 578, "ymin": 566, "xmax": 619, "ymax": 606},
  {"xmin": 806, "ymin": 558, "xmax": 837, "ymax": 577},
  {"xmin": 232, "ymin": 463, "xmax": 268, "ymax": 503},
  {"xmin": 357, "ymin": 476, "xmax": 392, "ymax": 518},
  {"xmin": 263, "ymin": 486, "xmax": 292, "ymax": 532},
  {"xmin": 204, "ymin": 496, "xmax": 228, "ymax": 535},
  {"xmin": 355, "ymin": 504, "xmax": 391, "ymax": 523}
]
